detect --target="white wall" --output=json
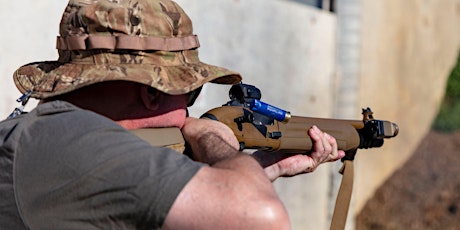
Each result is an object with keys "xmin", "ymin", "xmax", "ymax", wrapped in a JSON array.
[
  {"xmin": 0, "ymin": 1, "xmax": 68, "ymax": 118},
  {"xmin": 182, "ymin": 0, "xmax": 337, "ymax": 119}
]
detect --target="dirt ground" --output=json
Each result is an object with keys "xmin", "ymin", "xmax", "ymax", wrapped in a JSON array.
[{"xmin": 356, "ymin": 130, "xmax": 460, "ymax": 230}]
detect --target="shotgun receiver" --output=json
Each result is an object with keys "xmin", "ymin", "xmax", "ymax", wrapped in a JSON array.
[{"xmin": 201, "ymin": 83, "xmax": 399, "ymax": 160}]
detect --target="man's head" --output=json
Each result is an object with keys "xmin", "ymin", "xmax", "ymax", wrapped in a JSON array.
[{"xmin": 13, "ymin": 0, "xmax": 241, "ymax": 101}]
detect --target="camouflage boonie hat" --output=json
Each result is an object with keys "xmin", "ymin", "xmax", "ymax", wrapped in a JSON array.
[{"xmin": 13, "ymin": 0, "xmax": 242, "ymax": 99}]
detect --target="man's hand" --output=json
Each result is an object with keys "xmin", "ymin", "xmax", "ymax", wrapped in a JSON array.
[{"xmin": 253, "ymin": 125, "xmax": 345, "ymax": 181}]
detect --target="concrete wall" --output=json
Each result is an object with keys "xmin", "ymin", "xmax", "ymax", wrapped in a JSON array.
[
  {"xmin": 181, "ymin": 1, "xmax": 337, "ymax": 119},
  {"xmin": 355, "ymin": 0, "xmax": 460, "ymax": 218}
]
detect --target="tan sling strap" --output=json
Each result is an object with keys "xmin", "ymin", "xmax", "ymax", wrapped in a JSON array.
[
  {"xmin": 56, "ymin": 34, "xmax": 200, "ymax": 51},
  {"xmin": 330, "ymin": 160, "xmax": 354, "ymax": 230},
  {"xmin": 130, "ymin": 127, "xmax": 186, "ymax": 153}
]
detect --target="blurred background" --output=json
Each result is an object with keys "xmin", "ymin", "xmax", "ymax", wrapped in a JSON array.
[{"xmin": 1, "ymin": 0, "xmax": 459, "ymax": 229}]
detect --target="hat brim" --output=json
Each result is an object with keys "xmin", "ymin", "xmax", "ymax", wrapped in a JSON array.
[{"xmin": 14, "ymin": 60, "xmax": 242, "ymax": 99}]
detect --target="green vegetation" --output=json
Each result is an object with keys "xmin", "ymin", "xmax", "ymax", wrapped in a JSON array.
[{"xmin": 432, "ymin": 52, "xmax": 460, "ymax": 132}]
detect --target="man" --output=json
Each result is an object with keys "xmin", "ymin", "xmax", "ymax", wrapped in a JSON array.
[{"xmin": 0, "ymin": 0, "xmax": 344, "ymax": 229}]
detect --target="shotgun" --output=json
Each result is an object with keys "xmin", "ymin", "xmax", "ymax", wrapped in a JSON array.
[{"xmin": 201, "ymin": 83, "xmax": 399, "ymax": 160}]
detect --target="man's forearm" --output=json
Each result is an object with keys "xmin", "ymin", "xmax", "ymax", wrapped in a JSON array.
[{"xmin": 188, "ymin": 132, "xmax": 242, "ymax": 165}]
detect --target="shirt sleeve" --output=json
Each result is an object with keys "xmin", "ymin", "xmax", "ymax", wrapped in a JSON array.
[{"xmin": 14, "ymin": 103, "xmax": 204, "ymax": 230}]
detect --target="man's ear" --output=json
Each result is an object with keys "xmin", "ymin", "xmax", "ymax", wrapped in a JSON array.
[{"xmin": 141, "ymin": 86, "xmax": 161, "ymax": 110}]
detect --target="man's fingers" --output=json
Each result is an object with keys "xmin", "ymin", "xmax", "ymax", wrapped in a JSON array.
[
  {"xmin": 309, "ymin": 126, "xmax": 344, "ymax": 163},
  {"xmin": 325, "ymin": 134, "xmax": 346, "ymax": 161},
  {"xmin": 309, "ymin": 125, "xmax": 325, "ymax": 155},
  {"xmin": 322, "ymin": 132, "xmax": 333, "ymax": 155},
  {"xmin": 325, "ymin": 132, "xmax": 338, "ymax": 161}
]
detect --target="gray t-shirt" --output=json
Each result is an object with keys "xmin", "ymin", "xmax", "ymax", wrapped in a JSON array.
[{"xmin": 0, "ymin": 101, "xmax": 203, "ymax": 229}]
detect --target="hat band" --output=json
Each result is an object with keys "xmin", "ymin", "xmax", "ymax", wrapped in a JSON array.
[
  {"xmin": 56, "ymin": 34, "xmax": 200, "ymax": 52},
  {"xmin": 69, "ymin": 49, "xmax": 201, "ymax": 66}
]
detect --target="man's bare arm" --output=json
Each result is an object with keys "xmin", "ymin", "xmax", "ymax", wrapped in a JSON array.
[{"xmin": 163, "ymin": 127, "xmax": 290, "ymax": 230}]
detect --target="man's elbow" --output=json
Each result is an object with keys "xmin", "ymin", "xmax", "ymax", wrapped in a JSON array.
[{"xmin": 247, "ymin": 198, "xmax": 291, "ymax": 230}]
